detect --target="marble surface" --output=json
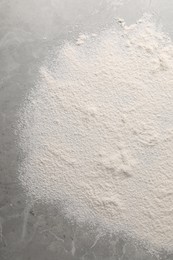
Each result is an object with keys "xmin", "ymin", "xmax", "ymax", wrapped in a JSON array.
[{"xmin": 1, "ymin": 1, "xmax": 173, "ymax": 259}]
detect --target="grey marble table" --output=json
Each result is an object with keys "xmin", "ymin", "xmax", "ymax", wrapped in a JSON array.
[{"xmin": 0, "ymin": 0, "xmax": 173, "ymax": 259}]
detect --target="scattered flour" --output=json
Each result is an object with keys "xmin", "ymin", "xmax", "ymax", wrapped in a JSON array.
[
  {"xmin": 76, "ymin": 34, "xmax": 88, "ymax": 45},
  {"xmin": 18, "ymin": 16, "xmax": 173, "ymax": 251}
]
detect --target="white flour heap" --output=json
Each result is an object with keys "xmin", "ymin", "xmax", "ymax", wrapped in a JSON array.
[{"xmin": 18, "ymin": 16, "xmax": 173, "ymax": 250}]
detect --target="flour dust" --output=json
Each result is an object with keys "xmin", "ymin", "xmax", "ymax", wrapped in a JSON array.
[{"xmin": 18, "ymin": 15, "xmax": 173, "ymax": 251}]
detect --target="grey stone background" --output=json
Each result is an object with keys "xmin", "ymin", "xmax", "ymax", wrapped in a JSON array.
[{"xmin": 0, "ymin": 0, "xmax": 173, "ymax": 259}]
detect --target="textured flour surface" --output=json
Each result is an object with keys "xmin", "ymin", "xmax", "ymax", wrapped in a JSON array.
[{"xmin": 18, "ymin": 16, "xmax": 173, "ymax": 251}]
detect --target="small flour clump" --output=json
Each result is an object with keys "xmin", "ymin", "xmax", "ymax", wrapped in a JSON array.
[{"xmin": 18, "ymin": 16, "xmax": 173, "ymax": 251}]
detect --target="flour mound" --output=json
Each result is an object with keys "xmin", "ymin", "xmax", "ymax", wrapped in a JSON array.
[{"xmin": 18, "ymin": 16, "xmax": 173, "ymax": 250}]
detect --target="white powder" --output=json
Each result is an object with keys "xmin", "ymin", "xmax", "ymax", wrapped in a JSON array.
[
  {"xmin": 18, "ymin": 16, "xmax": 173, "ymax": 251},
  {"xmin": 76, "ymin": 34, "xmax": 88, "ymax": 45}
]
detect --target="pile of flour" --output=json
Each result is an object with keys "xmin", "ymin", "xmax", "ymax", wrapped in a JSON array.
[{"xmin": 18, "ymin": 16, "xmax": 173, "ymax": 250}]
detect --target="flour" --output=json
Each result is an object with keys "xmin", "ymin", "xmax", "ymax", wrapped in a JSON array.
[
  {"xmin": 76, "ymin": 34, "xmax": 88, "ymax": 45},
  {"xmin": 18, "ymin": 15, "xmax": 173, "ymax": 251}
]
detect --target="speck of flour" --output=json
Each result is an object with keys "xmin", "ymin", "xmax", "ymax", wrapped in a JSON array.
[{"xmin": 18, "ymin": 15, "xmax": 173, "ymax": 251}]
